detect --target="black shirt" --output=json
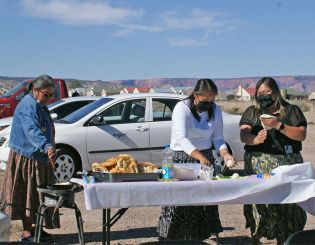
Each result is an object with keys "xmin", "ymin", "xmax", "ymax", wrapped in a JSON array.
[{"xmin": 239, "ymin": 103, "xmax": 307, "ymax": 155}]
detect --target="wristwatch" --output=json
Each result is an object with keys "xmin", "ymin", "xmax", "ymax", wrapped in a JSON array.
[{"xmin": 278, "ymin": 122, "xmax": 285, "ymax": 131}]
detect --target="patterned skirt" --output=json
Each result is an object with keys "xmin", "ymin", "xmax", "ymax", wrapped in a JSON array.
[
  {"xmin": 243, "ymin": 151, "xmax": 307, "ymax": 243},
  {"xmin": 157, "ymin": 149, "xmax": 223, "ymax": 240},
  {"xmin": 0, "ymin": 149, "xmax": 59, "ymax": 228}
]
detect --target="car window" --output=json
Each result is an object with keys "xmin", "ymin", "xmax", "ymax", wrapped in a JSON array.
[
  {"xmin": 61, "ymin": 97, "xmax": 113, "ymax": 124},
  {"xmin": 152, "ymin": 99, "xmax": 179, "ymax": 121},
  {"xmin": 0, "ymin": 81, "xmax": 28, "ymax": 98},
  {"xmin": 48, "ymin": 99, "xmax": 64, "ymax": 109},
  {"xmin": 101, "ymin": 99, "xmax": 146, "ymax": 124},
  {"xmin": 50, "ymin": 100, "xmax": 94, "ymax": 120},
  {"xmin": 54, "ymin": 81, "xmax": 60, "ymax": 98}
]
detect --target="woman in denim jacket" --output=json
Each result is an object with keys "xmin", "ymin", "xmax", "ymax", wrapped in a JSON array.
[{"xmin": 0, "ymin": 75, "xmax": 57, "ymax": 241}]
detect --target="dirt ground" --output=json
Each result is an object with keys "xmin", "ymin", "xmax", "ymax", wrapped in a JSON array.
[{"xmin": 1, "ymin": 102, "xmax": 315, "ymax": 245}]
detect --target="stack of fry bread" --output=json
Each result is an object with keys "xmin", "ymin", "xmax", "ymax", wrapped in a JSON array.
[{"xmin": 92, "ymin": 154, "xmax": 158, "ymax": 173}]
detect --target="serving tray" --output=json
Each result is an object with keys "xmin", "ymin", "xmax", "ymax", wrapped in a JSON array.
[{"xmin": 93, "ymin": 172, "xmax": 161, "ymax": 182}]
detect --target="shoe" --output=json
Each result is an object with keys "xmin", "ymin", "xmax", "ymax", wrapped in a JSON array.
[
  {"xmin": 19, "ymin": 234, "xmax": 34, "ymax": 242},
  {"xmin": 210, "ymin": 233, "xmax": 219, "ymax": 244},
  {"xmin": 251, "ymin": 236, "xmax": 261, "ymax": 245},
  {"xmin": 158, "ymin": 236, "xmax": 166, "ymax": 241},
  {"xmin": 41, "ymin": 230, "xmax": 52, "ymax": 238}
]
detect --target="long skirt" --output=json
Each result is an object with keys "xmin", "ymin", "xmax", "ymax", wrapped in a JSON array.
[
  {"xmin": 157, "ymin": 149, "xmax": 223, "ymax": 240},
  {"xmin": 0, "ymin": 150, "xmax": 59, "ymax": 228},
  {"xmin": 243, "ymin": 151, "xmax": 307, "ymax": 242}
]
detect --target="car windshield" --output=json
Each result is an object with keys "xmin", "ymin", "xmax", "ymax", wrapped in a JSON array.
[
  {"xmin": 1, "ymin": 81, "xmax": 28, "ymax": 98},
  {"xmin": 58, "ymin": 97, "xmax": 113, "ymax": 124}
]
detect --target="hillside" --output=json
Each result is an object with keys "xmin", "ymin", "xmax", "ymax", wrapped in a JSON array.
[{"xmin": 1, "ymin": 75, "xmax": 315, "ymax": 93}]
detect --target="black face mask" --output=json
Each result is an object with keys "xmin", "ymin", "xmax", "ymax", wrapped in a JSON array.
[
  {"xmin": 197, "ymin": 101, "xmax": 213, "ymax": 112},
  {"xmin": 256, "ymin": 94, "xmax": 274, "ymax": 109}
]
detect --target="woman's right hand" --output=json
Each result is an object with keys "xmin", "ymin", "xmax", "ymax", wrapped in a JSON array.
[
  {"xmin": 190, "ymin": 149, "xmax": 211, "ymax": 166},
  {"xmin": 254, "ymin": 129, "xmax": 267, "ymax": 144},
  {"xmin": 48, "ymin": 146, "xmax": 56, "ymax": 168},
  {"xmin": 199, "ymin": 156, "xmax": 211, "ymax": 166}
]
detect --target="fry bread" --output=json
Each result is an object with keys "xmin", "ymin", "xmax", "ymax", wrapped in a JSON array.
[
  {"xmin": 92, "ymin": 154, "xmax": 140, "ymax": 173},
  {"xmin": 100, "ymin": 156, "xmax": 119, "ymax": 168},
  {"xmin": 92, "ymin": 163, "xmax": 108, "ymax": 172},
  {"xmin": 138, "ymin": 162, "xmax": 158, "ymax": 173}
]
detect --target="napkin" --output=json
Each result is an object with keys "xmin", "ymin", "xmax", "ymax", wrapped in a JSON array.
[{"xmin": 260, "ymin": 114, "xmax": 276, "ymax": 130}]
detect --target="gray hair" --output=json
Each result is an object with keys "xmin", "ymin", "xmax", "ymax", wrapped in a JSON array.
[{"xmin": 27, "ymin": 75, "xmax": 55, "ymax": 91}]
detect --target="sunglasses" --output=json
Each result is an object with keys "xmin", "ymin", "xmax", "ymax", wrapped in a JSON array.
[{"xmin": 38, "ymin": 90, "xmax": 54, "ymax": 98}]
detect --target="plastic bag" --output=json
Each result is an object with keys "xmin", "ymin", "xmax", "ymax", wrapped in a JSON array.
[{"xmin": 199, "ymin": 165, "xmax": 214, "ymax": 180}]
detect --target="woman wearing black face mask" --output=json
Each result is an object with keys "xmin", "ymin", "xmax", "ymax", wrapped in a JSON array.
[
  {"xmin": 239, "ymin": 77, "xmax": 307, "ymax": 244},
  {"xmin": 157, "ymin": 79, "xmax": 236, "ymax": 243}
]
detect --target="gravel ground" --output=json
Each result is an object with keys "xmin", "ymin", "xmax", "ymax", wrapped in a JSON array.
[{"xmin": 1, "ymin": 108, "xmax": 315, "ymax": 245}]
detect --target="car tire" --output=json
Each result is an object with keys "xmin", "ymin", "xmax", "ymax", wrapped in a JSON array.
[
  {"xmin": 211, "ymin": 143, "xmax": 233, "ymax": 175},
  {"xmin": 54, "ymin": 148, "xmax": 79, "ymax": 182}
]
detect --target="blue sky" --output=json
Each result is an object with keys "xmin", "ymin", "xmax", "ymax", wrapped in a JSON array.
[{"xmin": 0, "ymin": 0, "xmax": 314, "ymax": 81}]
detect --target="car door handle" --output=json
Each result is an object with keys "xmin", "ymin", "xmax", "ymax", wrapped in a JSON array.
[
  {"xmin": 112, "ymin": 133, "xmax": 126, "ymax": 138},
  {"xmin": 136, "ymin": 126, "xmax": 148, "ymax": 132}
]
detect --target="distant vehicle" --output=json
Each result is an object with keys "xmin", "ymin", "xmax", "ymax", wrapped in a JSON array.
[
  {"xmin": 0, "ymin": 96, "xmax": 98, "ymax": 170},
  {"xmin": 0, "ymin": 79, "xmax": 68, "ymax": 119},
  {"xmin": 0, "ymin": 96, "xmax": 98, "ymax": 134}
]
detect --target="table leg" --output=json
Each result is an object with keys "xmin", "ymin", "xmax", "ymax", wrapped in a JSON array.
[
  {"xmin": 102, "ymin": 209, "xmax": 111, "ymax": 245},
  {"xmin": 102, "ymin": 208, "xmax": 128, "ymax": 245},
  {"xmin": 106, "ymin": 209, "xmax": 111, "ymax": 244}
]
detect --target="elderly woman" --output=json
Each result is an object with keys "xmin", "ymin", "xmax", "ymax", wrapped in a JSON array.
[
  {"xmin": 240, "ymin": 77, "xmax": 307, "ymax": 244},
  {"xmin": 0, "ymin": 75, "xmax": 57, "ymax": 241},
  {"xmin": 157, "ymin": 78, "xmax": 236, "ymax": 243}
]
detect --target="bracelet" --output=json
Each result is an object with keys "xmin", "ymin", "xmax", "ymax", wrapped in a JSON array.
[{"xmin": 278, "ymin": 122, "xmax": 285, "ymax": 131}]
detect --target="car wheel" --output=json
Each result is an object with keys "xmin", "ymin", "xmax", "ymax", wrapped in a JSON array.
[
  {"xmin": 211, "ymin": 143, "xmax": 233, "ymax": 175},
  {"xmin": 54, "ymin": 148, "xmax": 78, "ymax": 182}
]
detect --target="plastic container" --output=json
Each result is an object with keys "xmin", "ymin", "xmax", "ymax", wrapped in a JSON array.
[{"xmin": 161, "ymin": 145, "xmax": 174, "ymax": 181}]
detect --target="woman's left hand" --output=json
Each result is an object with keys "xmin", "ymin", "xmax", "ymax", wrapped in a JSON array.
[{"xmin": 223, "ymin": 153, "xmax": 237, "ymax": 168}]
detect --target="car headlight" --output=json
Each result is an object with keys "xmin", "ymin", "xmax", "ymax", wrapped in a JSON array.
[{"xmin": 0, "ymin": 137, "xmax": 7, "ymax": 147}]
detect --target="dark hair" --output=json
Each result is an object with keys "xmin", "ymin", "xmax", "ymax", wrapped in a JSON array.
[
  {"xmin": 187, "ymin": 78, "xmax": 218, "ymax": 121},
  {"xmin": 26, "ymin": 74, "xmax": 55, "ymax": 92},
  {"xmin": 255, "ymin": 76, "xmax": 286, "ymax": 115}
]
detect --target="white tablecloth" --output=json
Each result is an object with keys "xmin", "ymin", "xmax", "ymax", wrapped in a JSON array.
[{"xmin": 71, "ymin": 162, "xmax": 315, "ymax": 215}]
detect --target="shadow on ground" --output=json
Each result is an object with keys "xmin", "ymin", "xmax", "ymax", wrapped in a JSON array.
[
  {"xmin": 50, "ymin": 227, "xmax": 158, "ymax": 244},
  {"xmin": 50, "ymin": 226, "xmax": 253, "ymax": 245}
]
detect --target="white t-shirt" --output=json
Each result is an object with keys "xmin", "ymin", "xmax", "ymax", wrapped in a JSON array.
[{"xmin": 170, "ymin": 100, "xmax": 227, "ymax": 155}]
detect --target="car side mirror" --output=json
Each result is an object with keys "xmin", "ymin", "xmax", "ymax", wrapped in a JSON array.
[
  {"xmin": 90, "ymin": 115, "xmax": 104, "ymax": 125},
  {"xmin": 15, "ymin": 93, "xmax": 24, "ymax": 101},
  {"xmin": 50, "ymin": 113, "xmax": 58, "ymax": 120}
]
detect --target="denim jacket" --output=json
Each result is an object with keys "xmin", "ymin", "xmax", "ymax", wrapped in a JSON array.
[{"xmin": 9, "ymin": 93, "xmax": 54, "ymax": 162}]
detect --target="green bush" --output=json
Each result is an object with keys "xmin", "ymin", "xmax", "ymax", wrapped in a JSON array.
[
  {"xmin": 225, "ymin": 107, "xmax": 241, "ymax": 115},
  {"xmin": 290, "ymin": 100, "xmax": 310, "ymax": 112}
]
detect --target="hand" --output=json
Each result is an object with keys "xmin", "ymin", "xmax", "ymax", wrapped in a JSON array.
[
  {"xmin": 254, "ymin": 129, "xmax": 267, "ymax": 144},
  {"xmin": 48, "ymin": 146, "xmax": 56, "ymax": 169},
  {"xmin": 223, "ymin": 153, "xmax": 237, "ymax": 168},
  {"xmin": 199, "ymin": 157, "xmax": 211, "ymax": 166},
  {"xmin": 261, "ymin": 117, "xmax": 280, "ymax": 129}
]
